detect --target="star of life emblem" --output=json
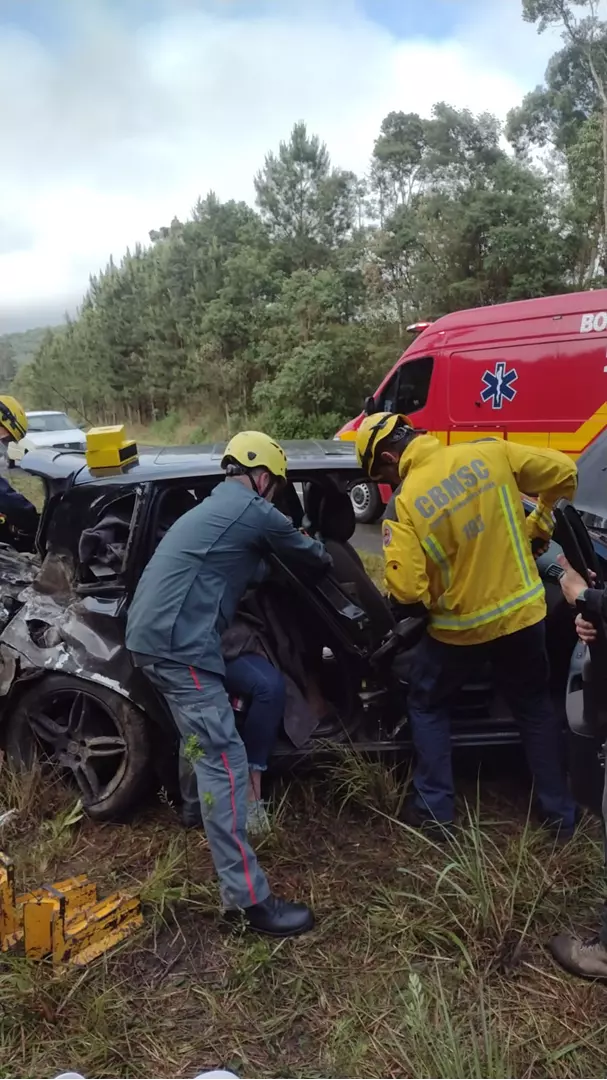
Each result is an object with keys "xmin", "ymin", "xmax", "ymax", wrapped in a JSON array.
[{"xmin": 480, "ymin": 361, "xmax": 518, "ymax": 410}]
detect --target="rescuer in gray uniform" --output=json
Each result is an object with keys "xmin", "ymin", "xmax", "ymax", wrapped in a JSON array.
[{"xmin": 126, "ymin": 431, "xmax": 332, "ymax": 937}]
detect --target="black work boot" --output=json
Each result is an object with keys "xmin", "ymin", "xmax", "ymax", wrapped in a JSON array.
[
  {"xmin": 399, "ymin": 800, "xmax": 454, "ymax": 842},
  {"xmin": 537, "ymin": 806, "xmax": 579, "ymax": 845},
  {"xmin": 549, "ymin": 932, "xmax": 607, "ymax": 980},
  {"xmin": 225, "ymin": 894, "xmax": 314, "ymax": 937}
]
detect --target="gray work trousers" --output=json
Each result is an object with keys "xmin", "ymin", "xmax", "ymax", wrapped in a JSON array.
[{"xmin": 141, "ymin": 659, "xmax": 270, "ymax": 911}]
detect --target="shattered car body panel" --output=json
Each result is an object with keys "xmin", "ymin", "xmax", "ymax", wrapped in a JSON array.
[
  {"xmin": 0, "ymin": 546, "xmax": 40, "ymax": 697},
  {"xmin": 0, "ymin": 547, "xmax": 38, "ymax": 631},
  {"xmin": 0, "ymin": 561, "xmax": 141, "ymax": 705},
  {"xmin": 0, "ymin": 489, "xmax": 153, "ymax": 718}
]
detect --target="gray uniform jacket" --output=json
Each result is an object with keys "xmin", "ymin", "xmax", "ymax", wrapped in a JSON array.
[{"xmin": 126, "ymin": 479, "xmax": 332, "ymax": 675}]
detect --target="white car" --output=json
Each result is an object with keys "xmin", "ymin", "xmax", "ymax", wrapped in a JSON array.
[{"xmin": 7, "ymin": 411, "xmax": 87, "ymax": 465}]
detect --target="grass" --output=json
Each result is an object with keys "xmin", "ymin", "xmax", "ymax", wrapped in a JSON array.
[
  {"xmin": 130, "ymin": 413, "xmax": 227, "ymax": 448},
  {"xmin": 10, "ymin": 468, "xmax": 45, "ymax": 512},
  {"xmin": 359, "ymin": 551, "xmax": 384, "ymax": 590},
  {"xmin": 0, "ymin": 751, "xmax": 606, "ymax": 1078}
]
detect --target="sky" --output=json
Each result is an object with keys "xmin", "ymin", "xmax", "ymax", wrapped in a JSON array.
[{"xmin": 0, "ymin": 0, "xmax": 565, "ymax": 334}]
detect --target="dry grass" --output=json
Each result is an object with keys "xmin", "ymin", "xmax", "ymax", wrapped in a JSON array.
[
  {"xmin": 10, "ymin": 468, "xmax": 46, "ymax": 512},
  {"xmin": 0, "ymin": 752, "xmax": 606, "ymax": 1079},
  {"xmin": 358, "ymin": 551, "xmax": 384, "ymax": 590},
  {"xmin": 130, "ymin": 413, "xmax": 227, "ymax": 448}
]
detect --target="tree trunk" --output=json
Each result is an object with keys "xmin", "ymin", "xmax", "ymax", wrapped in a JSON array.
[
  {"xmin": 596, "ymin": 103, "xmax": 600, "ymax": 263},
  {"xmin": 585, "ymin": 44, "xmax": 607, "ymax": 265}
]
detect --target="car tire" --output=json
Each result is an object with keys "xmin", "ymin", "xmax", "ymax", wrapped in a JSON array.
[
  {"xmin": 5, "ymin": 674, "xmax": 152, "ymax": 821},
  {"xmin": 349, "ymin": 480, "xmax": 383, "ymax": 524}
]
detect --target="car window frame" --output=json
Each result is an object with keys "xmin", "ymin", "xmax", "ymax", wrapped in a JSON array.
[
  {"xmin": 378, "ymin": 355, "xmax": 434, "ymax": 416},
  {"xmin": 40, "ymin": 480, "xmax": 152, "ymax": 596}
]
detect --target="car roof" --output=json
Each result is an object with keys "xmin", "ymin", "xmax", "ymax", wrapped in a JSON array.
[
  {"xmin": 26, "ymin": 410, "xmax": 69, "ymax": 417},
  {"xmin": 399, "ymin": 288, "xmax": 607, "ymax": 360},
  {"xmin": 21, "ymin": 439, "xmax": 363, "ymax": 486},
  {"xmin": 420, "ymin": 289, "xmax": 607, "ymax": 336}
]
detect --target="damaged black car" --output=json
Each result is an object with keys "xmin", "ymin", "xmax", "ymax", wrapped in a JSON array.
[{"xmin": 0, "ymin": 436, "xmax": 603, "ymax": 821}]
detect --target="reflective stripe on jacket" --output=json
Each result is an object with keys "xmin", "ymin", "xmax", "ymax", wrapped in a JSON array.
[{"xmin": 383, "ymin": 436, "xmax": 577, "ymax": 645}]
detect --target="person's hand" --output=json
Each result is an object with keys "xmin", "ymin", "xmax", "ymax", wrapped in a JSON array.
[
  {"xmin": 558, "ymin": 554, "xmax": 589, "ymax": 605},
  {"xmin": 575, "ymin": 612, "xmax": 597, "ymax": 644}
]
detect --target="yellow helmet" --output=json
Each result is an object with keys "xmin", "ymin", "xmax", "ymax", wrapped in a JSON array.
[
  {"xmin": 355, "ymin": 412, "xmax": 414, "ymax": 479},
  {"xmin": 0, "ymin": 396, "xmax": 27, "ymax": 442},
  {"xmin": 221, "ymin": 430, "xmax": 288, "ymax": 480}
]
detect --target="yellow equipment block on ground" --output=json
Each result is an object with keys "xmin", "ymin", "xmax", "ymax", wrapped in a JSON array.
[{"xmin": 0, "ymin": 852, "xmax": 143, "ymax": 965}]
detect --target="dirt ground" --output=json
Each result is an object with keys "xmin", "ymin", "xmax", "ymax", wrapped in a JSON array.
[{"xmin": 1, "ymin": 749, "xmax": 606, "ymax": 1080}]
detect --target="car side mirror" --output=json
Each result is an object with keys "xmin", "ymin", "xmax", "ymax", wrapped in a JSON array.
[{"xmin": 363, "ymin": 395, "xmax": 375, "ymax": 416}]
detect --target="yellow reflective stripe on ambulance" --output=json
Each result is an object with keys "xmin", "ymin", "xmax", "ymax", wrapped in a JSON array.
[
  {"xmin": 430, "ymin": 579, "xmax": 544, "ymax": 631},
  {"xmin": 498, "ymin": 485, "xmax": 533, "ymax": 589},
  {"xmin": 422, "ymin": 534, "xmax": 451, "ymax": 588}
]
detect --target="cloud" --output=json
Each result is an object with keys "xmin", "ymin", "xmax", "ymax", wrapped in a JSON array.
[
  {"xmin": 0, "ymin": 219, "xmax": 35, "ymax": 256},
  {"xmin": 0, "ymin": 0, "xmax": 562, "ymax": 330}
]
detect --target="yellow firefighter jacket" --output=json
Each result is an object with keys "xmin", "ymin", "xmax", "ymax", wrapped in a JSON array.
[{"xmin": 383, "ymin": 436, "xmax": 577, "ymax": 646}]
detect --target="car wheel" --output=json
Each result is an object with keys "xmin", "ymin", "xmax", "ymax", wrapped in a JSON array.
[
  {"xmin": 349, "ymin": 480, "xmax": 383, "ymax": 524},
  {"xmin": 6, "ymin": 674, "xmax": 152, "ymax": 821}
]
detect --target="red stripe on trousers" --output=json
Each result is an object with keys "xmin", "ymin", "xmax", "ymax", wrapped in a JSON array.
[
  {"xmin": 221, "ymin": 751, "xmax": 258, "ymax": 907},
  {"xmin": 188, "ymin": 665, "xmax": 258, "ymax": 907}
]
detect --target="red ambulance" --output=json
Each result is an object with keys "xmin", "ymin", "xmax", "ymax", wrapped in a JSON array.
[{"xmin": 336, "ymin": 289, "xmax": 607, "ymax": 522}]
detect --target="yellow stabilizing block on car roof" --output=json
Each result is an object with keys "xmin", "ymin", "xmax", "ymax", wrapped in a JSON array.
[
  {"xmin": 0, "ymin": 852, "xmax": 143, "ymax": 965},
  {"xmin": 85, "ymin": 425, "xmax": 139, "ymax": 470}
]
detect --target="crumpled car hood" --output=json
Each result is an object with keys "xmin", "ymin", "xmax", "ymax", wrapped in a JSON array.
[
  {"xmin": 0, "ymin": 546, "xmax": 38, "ymax": 632},
  {"xmin": 0, "ymin": 551, "xmax": 144, "ymax": 706}
]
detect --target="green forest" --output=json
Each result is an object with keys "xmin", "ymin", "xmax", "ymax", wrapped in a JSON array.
[
  {"xmin": 12, "ymin": 0, "xmax": 607, "ymax": 441},
  {"xmin": 0, "ymin": 327, "xmax": 52, "ymax": 389}
]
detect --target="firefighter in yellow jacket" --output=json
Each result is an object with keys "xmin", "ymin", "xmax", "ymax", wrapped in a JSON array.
[{"xmin": 356, "ymin": 413, "xmax": 577, "ymax": 834}]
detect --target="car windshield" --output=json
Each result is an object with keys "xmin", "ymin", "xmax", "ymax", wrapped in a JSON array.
[{"xmin": 27, "ymin": 413, "xmax": 78, "ymax": 433}]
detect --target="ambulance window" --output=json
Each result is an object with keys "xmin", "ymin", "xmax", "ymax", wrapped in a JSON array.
[{"xmin": 380, "ymin": 357, "xmax": 434, "ymax": 415}]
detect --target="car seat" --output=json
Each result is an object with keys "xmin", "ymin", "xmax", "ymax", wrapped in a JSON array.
[
  {"xmin": 306, "ymin": 484, "xmax": 395, "ymax": 646},
  {"xmin": 78, "ymin": 495, "xmax": 134, "ymax": 579}
]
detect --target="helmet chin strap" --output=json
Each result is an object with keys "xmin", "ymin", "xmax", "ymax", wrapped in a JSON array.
[
  {"xmin": 251, "ymin": 472, "xmax": 275, "ymax": 499},
  {"xmin": 224, "ymin": 461, "xmax": 265, "ymax": 496}
]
